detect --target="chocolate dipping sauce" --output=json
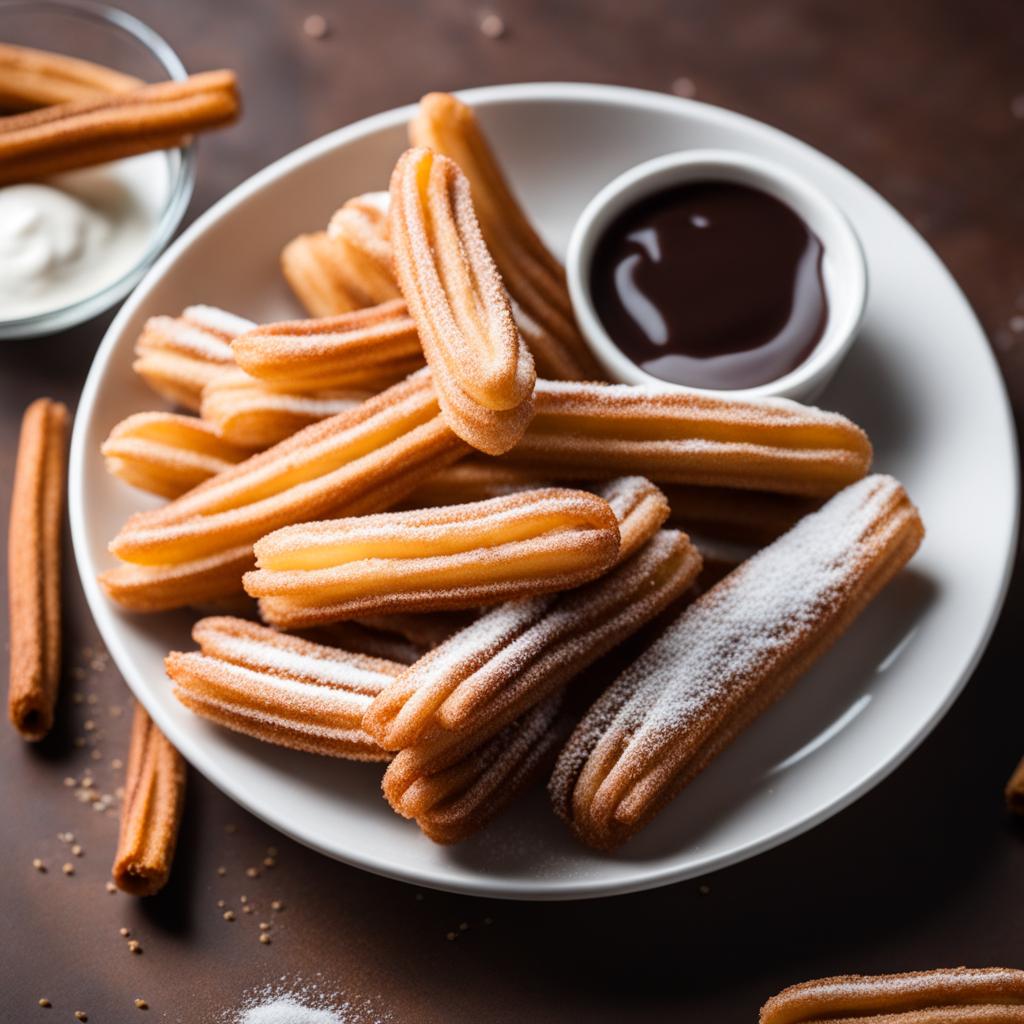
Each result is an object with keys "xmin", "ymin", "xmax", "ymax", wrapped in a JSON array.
[{"xmin": 589, "ymin": 181, "xmax": 828, "ymax": 389}]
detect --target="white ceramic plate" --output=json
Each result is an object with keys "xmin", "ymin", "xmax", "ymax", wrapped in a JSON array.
[{"xmin": 70, "ymin": 83, "xmax": 1019, "ymax": 900}]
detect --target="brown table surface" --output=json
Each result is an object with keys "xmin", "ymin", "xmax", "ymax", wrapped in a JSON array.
[{"xmin": 3, "ymin": 1, "xmax": 1023, "ymax": 1020}]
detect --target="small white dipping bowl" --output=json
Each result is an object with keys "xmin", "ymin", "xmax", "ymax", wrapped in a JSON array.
[{"xmin": 566, "ymin": 149, "xmax": 868, "ymax": 403}]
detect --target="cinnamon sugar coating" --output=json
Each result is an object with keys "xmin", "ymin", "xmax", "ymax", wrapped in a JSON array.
[
  {"xmin": 112, "ymin": 703, "xmax": 186, "ymax": 895},
  {"xmin": 133, "ymin": 304, "xmax": 253, "ymax": 412},
  {"xmin": 232, "ymin": 299, "xmax": 423, "ymax": 393},
  {"xmin": 167, "ymin": 617, "xmax": 401, "ymax": 760},
  {"xmin": 7, "ymin": 398, "xmax": 68, "ymax": 740},
  {"xmin": 389, "ymin": 147, "xmax": 536, "ymax": 454},
  {"xmin": 247, "ymin": 487, "xmax": 620, "ymax": 628},
  {"xmin": 501, "ymin": 379, "xmax": 872, "ymax": 497},
  {"xmin": 760, "ymin": 967, "xmax": 1024, "ymax": 1024},
  {"xmin": 410, "ymin": 92, "xmax": 603, "ymax": 381},
  {"xmin": 552, "ymin": 475, "xmax": 923, "ymax": 850},
  {"xmin": 102, "ymin": 411, "xmax": 255, "ymax": 498}
]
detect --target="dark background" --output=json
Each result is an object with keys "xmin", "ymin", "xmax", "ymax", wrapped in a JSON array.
[{"xmin": 2, "ymin": 1, "xmax": 1022, "ymax": 1020}]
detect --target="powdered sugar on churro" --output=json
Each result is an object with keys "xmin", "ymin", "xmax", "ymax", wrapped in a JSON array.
[
  {"xmin": 184, "ymin": 304, "xmax": 257, "ymax": 339},
  {"xmin": 551, "ymin": 475, "xmax": 921, "ymax": 815}
]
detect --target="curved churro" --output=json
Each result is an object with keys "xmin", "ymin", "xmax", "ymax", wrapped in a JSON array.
[
  {"xmin": 7, "ymin": 398, "xmax": 69, "ymax": 741},
  {"xmin": 200, "ymin": 369, "xmax": 367, "ymax": 447},
  {"xmin": 0, "ymin": 69, "xmax": 240, "ymax": 186},
  {"xmin": 108, "ymin": 371, "xmax": 466, "ymax": 566},
  {"xmin": 368, "ymin": 523, "xmax": 699, "ymax": 758},
  {"xmin": 167, "ymin": 617, "xmax": 401, "ymax": 760},
  {"xmin": 102, "ymin": 411, "xmax": 254, "ymax": 498},
  {"xmin": 552, "ymin": 475, "xmax": 924, "ymax": 850},
  {"xmin": 760, "ymin": 968, "xmax": 1024, "ymax": 1024},
  {"xmin": 410, "ymin": 92, "xmax": 602, "ymax": 381},
  {"xmin": 281, "ymin": 231, "xmax": 357, "ymax": 317},
  {"xmin": 134, "ymin": 305, "xmax": 253, "ymax": 412},
  {"xmin": 112, "ymin": 702, "xmax": 186, "ymax": 896},
  {"xmin": 232, "ymin": 299, "xmax": 423, "ymax": 393},
  {"xmin": 502, "ymin": 379, "xmax": 872, "ymax": 497},
  {"xmin": 389, "ymin": 146, "xmax": 536, "ymax": 454},
  {"xmin": 246, "ymin": 487, "xmax": 621, "ymax": 629},
  {"xmin": 0, "ymin": 43, "xmax": 142, "ymax": 110}
]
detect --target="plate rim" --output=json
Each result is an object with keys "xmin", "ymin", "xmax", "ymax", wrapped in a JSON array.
[{"xmin": 69, "ymin": 81, "xmax": 1021, "ymax": 900}]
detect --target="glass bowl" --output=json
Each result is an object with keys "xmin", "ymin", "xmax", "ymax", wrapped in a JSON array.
[{"xmin": 0, "ymin": 0, "xmax": 196, "ymax": 339}]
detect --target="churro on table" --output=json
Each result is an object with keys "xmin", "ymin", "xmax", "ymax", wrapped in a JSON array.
[
  {"xmin": 759, "ymin": 968, "xmax": 1024, "ymax": 1024},
  {"xmin": 112, "ymin": 702, "xmax": 186, "ymax": 896},
  {"xmin": 390, "ymin": 147, "xmax": 536, "ymax": 455},
  {"xmin": 551, "ymin": 475, "xmax": 923, "ymax": 850},
  {"xmin": 7, "ymin": 398, "xmax": 69, "ymax": 740}
]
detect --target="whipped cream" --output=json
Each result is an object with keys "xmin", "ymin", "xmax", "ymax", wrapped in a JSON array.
[{"xmin": 0, "ymin": 151, "xmax": 169, "ymax": 321}]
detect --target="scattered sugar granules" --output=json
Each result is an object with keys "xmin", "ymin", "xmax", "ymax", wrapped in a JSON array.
[{"xmin": 224, "ymin": 982, "xmax": 392, "ymax": 1024}]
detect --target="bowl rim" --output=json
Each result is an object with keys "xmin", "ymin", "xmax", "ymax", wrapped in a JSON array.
[
  {"xmin": 0, "ymin": 0, "xmax": 197, "ymax": 339},
  {"xmin": 566, "ymin": 147, "xmax": 868, "ymax": 401}
]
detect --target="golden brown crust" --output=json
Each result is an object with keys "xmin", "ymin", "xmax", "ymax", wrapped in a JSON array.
[
  {"xmin": 759, "ymin": 968, "xmax": 1024, "ymax": 1024},
  {"xmin": 503, "ymin": 379, "xmax": 873, "ymax": 497},
  {"xmin": 409, "ymin": 93, "xmax": 603, "ymax": 381},
  {"xmin": 246, "ymin": 487, "xmax": 621, "ymax": 628},
  {"xmin": 7, "ymin": 398, "xmax": 69, "ymax": 741},
  {"xmin": 552, "ymin": 475, "xmax": 923, "ymax": 850},
  {"xmin": 199, "ymin": 369, "xmax": 367, "ymax": 447},
  {"xmin": 102, "ymin": 411, "xmax": 255, "ymax": 498},
  {"xmin": 166, "ymin": 617, "xmax": 400, "ymax": 760},
  {"xmin": 0, "ymin": 69, "xmax": 239, "ymax": 185},
  {"xmin": 232, "ymin": 300, "xmax": 423, "ymax": 393},
  {"xmin": 0, "ymin": 43, "xmax": 142, "ymax": 110},
  {"xmin": 133, "ymin": 305, "xmax": 252, "ymax": 412},
  {"xmin": 112, "ymin": 703, "xmax": 186, "ymax": 895},
  {"xmin": 389, "ymin": 146, "xmax": 536, "ymax": 455}
]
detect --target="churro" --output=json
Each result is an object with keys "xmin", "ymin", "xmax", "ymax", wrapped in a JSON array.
[
  {"xmin": 0, "ymin": 69, "xmax": 239, "ymax": 185},
  {"xmin": 400, "ymin": 459, "xmax": 541, "ymax": 508},
  {"xmin": 134, "ymin": 304, "xmax": 253, "ymax": 412},
  {"xmin": 200, "ymin": 368, "xmax": 367, "ymax": 447},
  {"xmin": 167, "ymin": 617, "xmax": 400, "ymax": 760},
  {"xmin": 7, "ymin": 398, "xmax": 69, "ymax": 741},
  {"xmin": 389, "ymin": 146, "xmax": 536, "ymax": 454},
  {"xmin": 281, "ymin": 231, "xmax": 360, "ymax": 317},
  {"xmin": 232, "ymin": 299, "xmax": 424, "ymax": 393},
  {"xmin": 760, "ymin": 968, "xmax": 1024, "ymax": 1024},
  {"xmin": 102, "ymin": 411, "xmax": 254, "ymax": 498},
  {"xmin": 0, "ymin": 43, "xmax": 141, "ymax": 111},
  {"xmin": 112, "ymin": 702, "xmax": 186, "ymax": 896},
  {"xmin": 1006, "ymin": 756, "xmax": 1024, "ymax": 815},
  {"xmin": 551, "ymin": 475, "xmax": 923, "ymax": 850},
  {"xmin": 103, "ymin": 373, "xmax": 469, "ymax": 609},
  {"xmin": 410, "ymin": 92, "xmax": 602, "ymax": 380},
  {"xmin": 502, "ymin": 379, "xmax": 872, "ymax": 497},
  {"xmin": 247, "ymin": 487, "xmax": 621, "ymax": 629},
  {"xmin": 325, "ymin": 191, "xmax": 401, "ymax": 305},
  {"xmin": 368, "ymin": 522, "xmax": 699, "ymax": 756},
  {"xmin": 385, "ymin": 694, "xmax": 571, "ymax": 843}
]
